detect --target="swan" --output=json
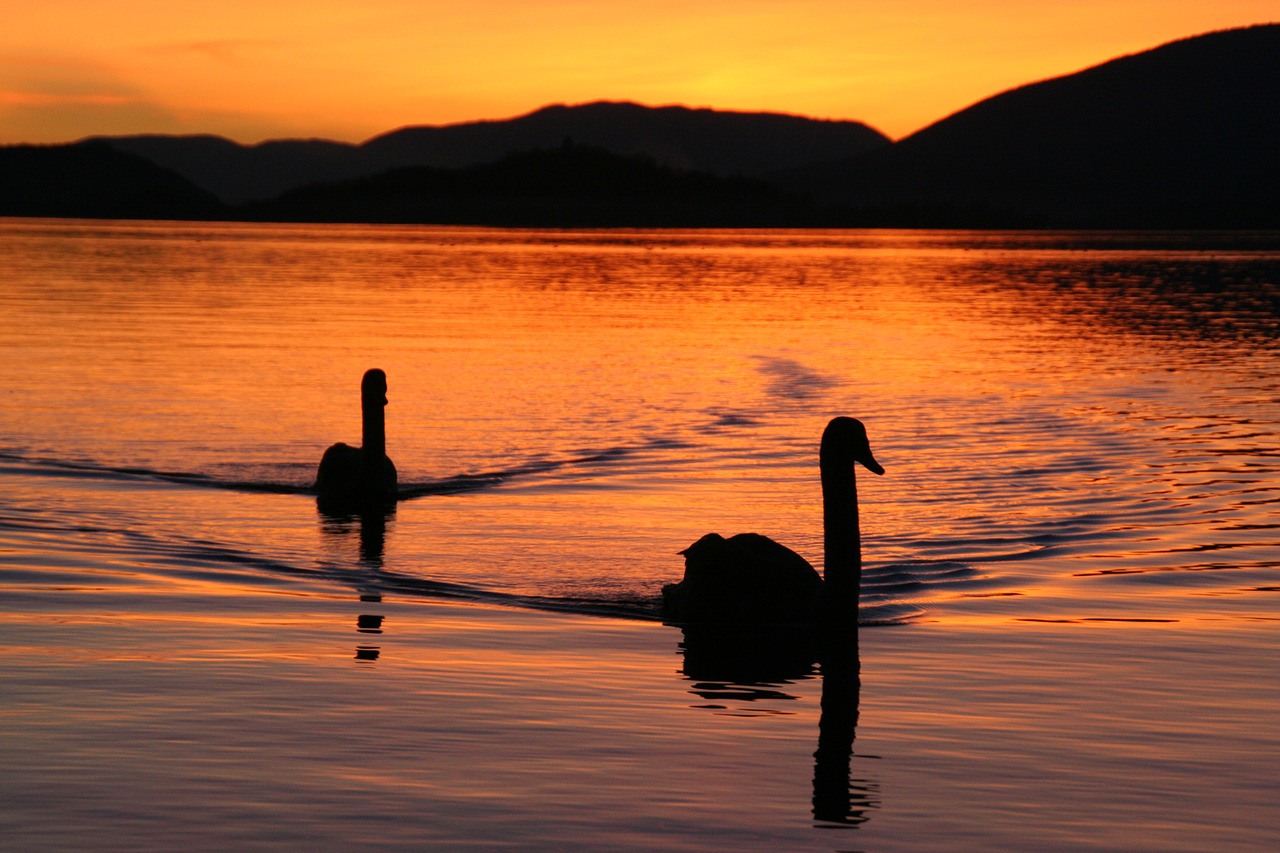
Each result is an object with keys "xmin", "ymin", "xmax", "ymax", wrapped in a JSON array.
[
  {"xmin": 662, "ymin": 416, "xmax": 883, "ymax": 624},
  {"xmin": 315, "ymin": 368, "xmax": 398, "ymax": 511}
]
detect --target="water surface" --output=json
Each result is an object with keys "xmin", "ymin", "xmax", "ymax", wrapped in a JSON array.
[{"xmin": 1, "ymin": 220, "xmax": 1277, "ymax": 850}]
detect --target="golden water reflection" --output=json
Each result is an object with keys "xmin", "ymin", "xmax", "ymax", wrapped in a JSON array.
[
  {"xmin": 1, "ymin": 221, "xmax": 1277, "ymax": 849},
  {"xmin": 1, "ymin": 221, "xmax": 1275, "ymax": 628}
]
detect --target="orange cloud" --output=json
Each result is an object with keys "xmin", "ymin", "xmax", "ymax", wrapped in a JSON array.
[{"xmin": 142, "ymin": 40, "xmax": 281, "ymax": 64}]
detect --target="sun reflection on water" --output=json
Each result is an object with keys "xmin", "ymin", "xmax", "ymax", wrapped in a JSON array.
[{"xmin": 0, "ymin": 222, "xmax": 1278, "ymax": 848}]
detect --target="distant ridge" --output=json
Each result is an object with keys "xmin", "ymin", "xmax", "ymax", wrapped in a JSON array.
[
  {"xmin": 84, "ymin": 135, "xmax": 365, "ymax": 207},
  {"xmin": 784, "ymin": 23, "xmax": 1280, "ymax": 227},
  {"xmin": 5, "ymin": 25, "xmax": 1278, "ymax": 228},
  {"xmin": 0, "ymin": 141, "xmax": 224, "ymax": 220},
  {"xmin": 93, "ymin": 102, "xmax": 890, "ymax": 205},
  {"xmin": 239, "ymin": 144, "xmax": 815, "ymax": 228}
]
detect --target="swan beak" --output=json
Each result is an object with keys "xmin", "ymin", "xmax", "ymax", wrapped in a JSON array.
[{"xmin": 860, "ymin": 449, "xmax": 885, "ymax": 476}]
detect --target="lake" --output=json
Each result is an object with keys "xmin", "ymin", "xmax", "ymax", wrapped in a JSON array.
[{"xmin": 1, "ymin": 219, "xmax": 1277, "ymax": 850}]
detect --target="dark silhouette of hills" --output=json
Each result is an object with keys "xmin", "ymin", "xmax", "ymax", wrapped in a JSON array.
[
  {"xmin": 5, "ymin": 25, "xmax": 1278, "ymax": 228},
  {"xmin": 783, "ymin": 23, "xmax": 1280, "ymax": 227},
  {"xmin": 0, "ymin": 141, "xmax": 225, "ymax": 220},
  {"xmin": 94, "ymin": 102, "xmax": 889, "ymax": 204},
  {"xmin": 241, "ymin": 143, "xmax": 817, "ymax": 227},
  {"xmin": 87, "ymin": 134, "xmax": 366, "ymax": 207}
]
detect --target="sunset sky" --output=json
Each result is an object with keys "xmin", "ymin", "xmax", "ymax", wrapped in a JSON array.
[{"xmin": 3, "ymin": 1, "xmax": 1275, "ymax": 145}]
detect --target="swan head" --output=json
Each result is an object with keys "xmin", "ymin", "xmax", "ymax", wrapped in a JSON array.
[
  {"xmin": 821, "ymin": 416, "xmax": 884, "ymax": 476},
  {"xmin": 361, "ymin": 368, "xmax": 388, "ymax": 407}
]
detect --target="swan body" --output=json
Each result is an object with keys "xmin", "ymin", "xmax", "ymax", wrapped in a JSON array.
[
  {"xmin": 663, "ymin": 417, "xmax": 883, "ymax": 625},
  {"xmin": 664, "ymin": 532, "xmax": 823, "ymax": 623},
  {"xmin": 315, "ymin": 369, "xmax": 398, "ymax": 511}
]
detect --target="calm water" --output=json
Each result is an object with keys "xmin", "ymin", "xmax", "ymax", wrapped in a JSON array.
[{"xmin": 2, "ymin": 219, "xmax": 1278, "ymax": 850}]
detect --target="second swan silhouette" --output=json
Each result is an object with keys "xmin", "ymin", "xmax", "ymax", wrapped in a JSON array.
[
  {"xmin": 316, "ymin": 368, "xmax": 399, "ymax": 513},
  {"xmin": 663, "ymin": 417, "xmax": 883, "ymax": 624}
]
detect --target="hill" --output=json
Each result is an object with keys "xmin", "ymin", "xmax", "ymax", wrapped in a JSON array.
[
  {"xmin": 0, "ymin": 141, "xmax": 226, "ymax": 220},
  {"xmin": 783, "ymin": 23, "xmax": 1280, "ymax": 227},
  {"xmin": 94, "ymin": 102, "xmax": 890, "ymax": 205},
  {"xmin": 12, "ymin": 25, "xmax": 1279, "ymax": 229},
  {"xmin": 240, "ymin": 144, "xmax": 818, "ymax": 227}
]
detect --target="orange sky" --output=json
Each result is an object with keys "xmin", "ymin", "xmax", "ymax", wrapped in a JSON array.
[{"xmin": 2, "ymin": 2, "xmax": 1275, "ymax": 145}]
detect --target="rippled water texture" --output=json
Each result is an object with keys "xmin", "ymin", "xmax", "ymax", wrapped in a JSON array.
[{"xmin": 1, "ymin": 221, "xmax": 1277, "ymax": 850}]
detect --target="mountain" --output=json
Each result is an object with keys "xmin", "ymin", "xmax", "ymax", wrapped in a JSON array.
[
  {"xmin": 93, "ymin": 102, "xmax": 890, "ymax": 204},
  {"xmin": 86, "ymin": 135, "xmax": 367, "ymax": 207},
  {"xmin": 783, "ymin": 23, "xmax": 1280, "ymax": 227},
  {"xmin": 240, "ymin": 144, "xmax": 818, "ymax": 228},
  {"xmin": 0, "ymin": 141, "xmax": 226, "ymax": 220},
  {"xmin": 361, "ymin": 101, "xmax": 889, "ymax": 177},
  {"xmin": 14, "ymin": 25, "xmax": 1278, "ymax": 228}
]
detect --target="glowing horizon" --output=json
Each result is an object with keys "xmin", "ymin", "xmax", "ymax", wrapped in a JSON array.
[{"xmin": 2, "ymin": 2, "xmax": 1275, "ymax": 146}]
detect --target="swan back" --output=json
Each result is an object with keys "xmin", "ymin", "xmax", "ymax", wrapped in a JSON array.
[{"xmin": 663, "ymin": 533, "xmax": 822, "ymax": 624}]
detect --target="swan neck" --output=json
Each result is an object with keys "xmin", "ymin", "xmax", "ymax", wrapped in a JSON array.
[
  {"xmin": 821, "ymin": 458, "xmax": 861, "ymax": 610},
  {"xmin": 361, "ymin": 390, "xmax": 386, "ymax": 461}
]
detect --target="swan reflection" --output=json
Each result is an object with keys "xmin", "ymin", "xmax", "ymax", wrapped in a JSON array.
[
  {"xmin": 318, "ymin": 504, "xmax": 393, "ymax": 570},
  {"xmin": 812, "ymin": 626, "xmax": 875, "ymax": 826},
  {"xmin": 678, "ymin": 624, "xmax": 816, "ymax": 704},
  {"xmin": 318, "ymin": 504, "xmax": 393, "ymax": 661},
  {"xmin": 673, "ymin": 621, "xmax": 879, "ymax": 827}
]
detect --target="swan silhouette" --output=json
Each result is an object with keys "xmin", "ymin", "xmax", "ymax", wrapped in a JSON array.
[
  {"xmin": 663, "ymin": 416, "xmax": 884, "ymax": 624},
  {"xmin": 315, "ymin": 368, "xmax": 398, "ymax": 512}
]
